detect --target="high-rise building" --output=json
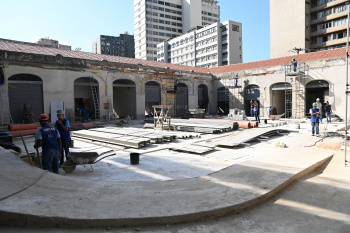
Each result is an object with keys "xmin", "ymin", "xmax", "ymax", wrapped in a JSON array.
[
  {"xmin": 134, "ymin": 0, "xmax": 220, "ymax": 61},
  {"xmin": 270, "ymin": 0, "xmax": 349, "ymax": 58},
  {"xmin": 92, "ymin": 34, "xmax": 135, "ymax": 58},
  {"xmin": 157, "ymin": 20, "xmax": 242, "ymax": 68}
]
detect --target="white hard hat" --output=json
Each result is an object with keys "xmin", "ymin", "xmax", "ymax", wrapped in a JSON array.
[
  {"xmin": 316, "ymin": 98, "xmax": 320, "ymax": 101},
  {"xmin": 56, "ymin": 109, "xmax": 64, "ymax": 115}
]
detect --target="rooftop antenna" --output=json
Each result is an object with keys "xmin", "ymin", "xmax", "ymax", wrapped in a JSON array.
[{"xmin": 289, "ymin": 47, "xmax": 314, "ymax": 54}]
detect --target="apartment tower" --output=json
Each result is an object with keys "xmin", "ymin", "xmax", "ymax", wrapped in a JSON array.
[
  {"xmin": 92, "ymin": 34, "xmax": 135, "ymax": 58},
  {"xmin": 134, "ymin": 0, "xmax": 220, "ymax": 60},
  {"xmin": 270, "ymin": 0, "xmax": 349, "ymax": 58},
  {"xmin": 157, "ymin": 20, "xmax": 242, "ymax": 68}
]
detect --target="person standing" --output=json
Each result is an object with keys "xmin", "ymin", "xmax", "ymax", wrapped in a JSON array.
[
  {"xmin": 253, "ymin": 100, "xmax": 260, "ymax": 123},
  {"xmin": 34, "ymin": 114, "xmax": 62, "ymax": 174},
  {"xmin": 309, "ymin": 103, "xmax": 320, "ymax": 136},
  {"xmin": 291, "ymin": 58, "xmax": 298, "ymax": 72},
  {"xmin": 316, "ymin": 98, "xmax": 323, "ymax": 123},
  {"xmin": 55, "ymin": 109, "xmax": 71, "ymax": 166},
  {"xmin": 250, "ymin": 101, "xmax": 254, "ymax": 117},
  {"xmin": 324, "ymin": 101, "xmax": 332, "ymax": 123}
]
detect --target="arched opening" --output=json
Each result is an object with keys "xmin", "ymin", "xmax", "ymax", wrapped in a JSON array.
[
  {"xmin": 175, "ymin": 83, "xmax": 188, "ymax": 117},
  {"xmin": 145, "ymin": 81, "xmax": 161, "ymax": 117},
  {"xmin": 8, "ymin": 74, "xmax": 44, "ymax": 123},
  {"xmin": 113, "ymin": 79, "xmax": 136, "ymax": 119},
  {"xmin": 74, "ymin": 77, "xmax": 99, "ymax": 121},
  {"xmin": 198, "ymin": 84, "xmax": 209, "ymax": 113},
  {"xmin": 217, "ymin": 86, "xmax": 229, "ymax": 115},
  {"xmin": 270, "ymin": 82, "xmax": 292, "ymax": 117},
  {"xmin": 305, "ymin": 80, "xmax": 329, "ymax": 115},
  {"xmin": 244, "ymin": 85, "xmax": 260, "ymax": 116}
]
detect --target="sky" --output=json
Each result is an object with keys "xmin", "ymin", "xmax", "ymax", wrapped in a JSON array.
[{"xmin": 1, "ymin": 0, "xmax": 270, "ymax": 63}]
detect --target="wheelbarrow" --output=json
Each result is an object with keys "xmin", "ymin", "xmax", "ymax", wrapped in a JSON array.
[{"xmin": 62, "ymin": 151, "xmax": 115, "ymax": 173}]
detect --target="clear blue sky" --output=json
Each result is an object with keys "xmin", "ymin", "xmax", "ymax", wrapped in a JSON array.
[{"xmin": 1, "ymin": 0, "xmax": 270, "ymax": 63}]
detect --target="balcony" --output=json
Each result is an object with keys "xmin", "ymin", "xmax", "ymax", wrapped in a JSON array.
[
  {"xmin": 311, "ymin": 10, "xmax": 347, "ymax": 24},
  {"xmin": 311, "ymin": 24, "xmax": 347, "ymax": 37},
  {"xmin": 196, "ymin": 39, "xmax": 218, "ymax": 49},
  {"xmin": 310, "ymin": 36, "xmax": 347, "ymax": 49},
  {"xmin": 310, "ymin": 0, "xmax": 348, "ymax": 13}
]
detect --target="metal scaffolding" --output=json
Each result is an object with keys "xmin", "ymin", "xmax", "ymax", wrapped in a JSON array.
[
  {"xmin": 222, "ymin": 74, "xmax": 243, "ymax": 115},
  {"xmin": 285, "ymin": 62, "xmax": 308, "ymax": 119}
]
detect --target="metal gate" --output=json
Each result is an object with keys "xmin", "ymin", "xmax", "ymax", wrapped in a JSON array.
[{"xmin": 9, "ymin": 77, "xmax": 44, "ymax": 123}]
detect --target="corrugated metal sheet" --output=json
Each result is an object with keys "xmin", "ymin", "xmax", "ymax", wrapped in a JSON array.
[{"xmin": 145, "ymin": 86, "xmax": 161, "ymax": 102}]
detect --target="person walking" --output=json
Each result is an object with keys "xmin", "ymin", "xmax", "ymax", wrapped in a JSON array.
[
  {"xmin": 34, "ymin": 114, "xmax": 62, "ymax": 174},
  {"xmin": 54, "ymin": 109, "xmax": 71, "ymax": 166},
  {"xmin": 253, "ymin": 100, "xmax": 260, "ymax": 123},
  {"xmin": 324, "ymin": 101, "xmax": 332, "ymax": 123},
  {"xmin": 316, "ymin": 98, "xmax": 323, "ymax": 123},
  {"xmin": 309, "ymin": 103, "xmax": 320, "ymax": 136}
]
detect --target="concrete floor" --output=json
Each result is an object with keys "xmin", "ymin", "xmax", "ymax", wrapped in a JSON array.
[{"xmin": 1, "ymin": 121, "xmax": 349, "ymax": 232}]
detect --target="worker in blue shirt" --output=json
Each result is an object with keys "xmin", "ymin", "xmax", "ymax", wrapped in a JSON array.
[
  {"xmin": 35, "ymin": 114, "xmax": 62, "ymax": 174},
  {"xmin": 54, "ymin": 109, "xmax": 71, "ymax": 166},
  {"xmin": 309, "ymin": 103, "xmax": 320, "ymax": 136},
  {"xmin": 269, "ymin": 106, "xmax": 273, "ymax": 118}
]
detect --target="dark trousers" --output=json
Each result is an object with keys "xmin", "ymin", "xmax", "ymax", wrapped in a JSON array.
[
  {"xmin": 254, "ymin": 111, "xmax": 260, "ymax": 123},
  {"xmin": 42, "ymin": 148, "xmax": 59, "ymax": 174},
  {"xmin": 311, "ymin": 122, "xmax": 319, "ymax": 135},
  {"xmin": 60, "ymin": 140, "xmax": 70, "ymax": 165}
]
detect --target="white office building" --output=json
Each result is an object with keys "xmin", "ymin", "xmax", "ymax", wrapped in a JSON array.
[
  {"xmin": 157, "ymin": 20, "xmax": 242, "ymax": 68},
  {"xmin": 134, "ymin": 0, "xmax": 220, "ymax": 61}
]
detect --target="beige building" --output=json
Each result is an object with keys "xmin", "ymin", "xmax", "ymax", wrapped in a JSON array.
[
  {"xmin": 157, "ymin": 20, "xmax": 243, "ymax": 68},
  {"xmin": 271, "ymin": 0, "xmax": 349, "ymax": 58},
  {"xmin": 0, "ymin": 38, "xmax": 348, "ymax": 124},
  {"xmin": 134, "ymin": 0, "xmax": 220, "ymax": 61}
]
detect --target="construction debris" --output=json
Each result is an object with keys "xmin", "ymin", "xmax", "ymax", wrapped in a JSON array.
[
  {"xmin": 211, "ymin": 128, "xmax": 290, "ymax": 147},
  {"xmin": 169, "ymin": 143, "xmax": 215, "ymax": 154},
  {"xmin": 71, "ymin": 130, "xmax": 150, "ymax": 148}
]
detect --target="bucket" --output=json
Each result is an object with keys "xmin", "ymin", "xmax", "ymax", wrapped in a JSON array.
[{"xmin": 130, "ymin": 153, "xmax": 140, "ymax": 165}]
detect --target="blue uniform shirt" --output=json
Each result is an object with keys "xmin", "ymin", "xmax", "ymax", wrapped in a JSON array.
[
  {"xmin": 309, "ymin": 108, "xmax": 320, "ymax": 123},
  {"xmin": 54, "ymin": 118, "xmax": 71, "ymax": 142},
  {"xmin": 36, "ymin": 125, "xmax": 61, "ymax": 151}
]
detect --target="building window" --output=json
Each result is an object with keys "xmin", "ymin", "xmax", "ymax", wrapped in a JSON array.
[{"xmin": 232, "ymin": 25, "xmax": 239, "ymax": 32}]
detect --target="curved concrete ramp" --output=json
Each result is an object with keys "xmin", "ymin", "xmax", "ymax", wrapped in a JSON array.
[{"xmin": 0, "ymin": 147, "xmax": 332, "ymax": 228}]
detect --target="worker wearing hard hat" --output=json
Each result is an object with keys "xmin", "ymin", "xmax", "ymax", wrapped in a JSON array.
[
  {"xmin": 309, "ymin": 103, "xmax": 320, "ymax": 136},
  {"xmin": 54, "ymin": 109, "xmax": 71, "ymax": 166},
  {"xmin": 316, "ymin": 98, "xmax": 323, "ymax": 123},
  {"xmin": 34, "ymin": 114, "xmax": 62, "ymax": 174}
]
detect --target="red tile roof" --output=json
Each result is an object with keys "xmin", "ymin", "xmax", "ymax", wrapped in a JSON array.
[
  {"xmin": 0, "ymin": 39, "xmax": 209, "ymax": 74},
  {"xmin": 209, "ymin": 47, "xmax": 347, "ymax": 74},
  {"xmin": 0, "ymin": 39, "xmax": 347, "ymax": 75}
]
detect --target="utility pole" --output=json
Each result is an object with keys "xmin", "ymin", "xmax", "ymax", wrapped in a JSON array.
[
  {"xmin": 344, "ymin": 0, "xmax": 350, "ymax": 167},
  {"xmin": 291, "ymin": 47, "xmax": 304, "ymax": 55}
]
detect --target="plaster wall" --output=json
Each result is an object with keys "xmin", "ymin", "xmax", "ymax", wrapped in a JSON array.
[
  {"xmin": 215, "ymin": 58, "xmax": 347, "ymax": 119},
  {"xmin": 270, "ymin": 0, "xmax": 307, "ymax": 58}
]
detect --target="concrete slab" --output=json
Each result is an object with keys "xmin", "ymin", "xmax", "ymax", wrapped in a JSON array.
[{"xmin": 0, "ymin": 135, "xmax": 332, "ymax": 228}]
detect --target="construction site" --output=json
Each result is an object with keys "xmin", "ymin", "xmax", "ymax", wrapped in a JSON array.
[{"xmin": 0, "ymin": 39, "xmax": 350, "ymax": 232}]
